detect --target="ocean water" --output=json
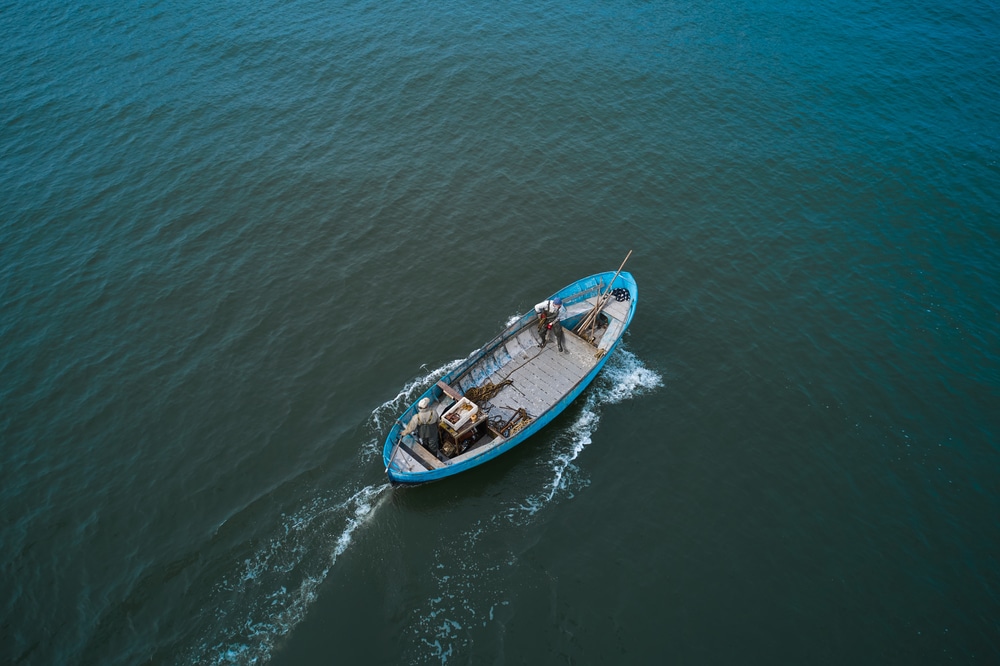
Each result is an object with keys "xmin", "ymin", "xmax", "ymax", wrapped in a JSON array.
[{"xmin": 1, "ymin": 0, "xmax": 998, "ymax": 664}]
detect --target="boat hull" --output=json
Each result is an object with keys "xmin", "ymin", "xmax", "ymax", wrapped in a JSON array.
[{"xmin": 383, "ymin": 271, "xmax": 636, "ymax": 484}]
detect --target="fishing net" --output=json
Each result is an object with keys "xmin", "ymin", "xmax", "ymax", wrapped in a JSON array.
[{"xmin": 464, "ymin": 379, "xmax": 513, "ymax": 404}]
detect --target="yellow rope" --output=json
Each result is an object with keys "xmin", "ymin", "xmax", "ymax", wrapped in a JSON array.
[{"xmin": 465, "ymin": 379, "xmax": 513, "ymax": 404}]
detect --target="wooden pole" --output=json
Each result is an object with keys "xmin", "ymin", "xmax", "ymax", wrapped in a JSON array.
[
  {"xmin": 587, "ymin": 280, "xmax": 603, "ymax": 341},
  {"xmin": 609, "ymin": 249, "xmax": 633, "ymax": 286},
  {"xmin": 575, "ymin": 250, "xmax": 633, "ymax": 334}
]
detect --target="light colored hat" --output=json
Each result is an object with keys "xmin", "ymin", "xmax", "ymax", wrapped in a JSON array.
[
  {"xmin": 552, "ymin": 297, "xmax": 562, "ymax": 305},
  {"xmin": 418, "ymin": 397, "xmax": 431, "ymax": 409}
]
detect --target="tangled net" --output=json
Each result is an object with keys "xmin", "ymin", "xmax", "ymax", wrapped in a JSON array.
[
  {"xmin": 488, "ymin": 407, "xmax": 532, "ymax": 439},
  {"xmin": 464, "ymin": 379, "xmax": 513, "ymax": 404}
]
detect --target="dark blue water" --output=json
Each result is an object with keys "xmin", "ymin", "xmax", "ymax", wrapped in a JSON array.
[{"xmin": 2, "ymin": 1, "xmax": 998, "ymax": 663}]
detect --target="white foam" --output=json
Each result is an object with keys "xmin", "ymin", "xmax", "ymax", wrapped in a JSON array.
[
  {"xmin": 523, "ymin": 347, "xmax": 662, "ymax": 515},
  {"xmin": 367, "ymin": 358, "xmax": 465, "ymax": 434},
  {"xmin": 359, "ymin": 357, "xmax": 466, "ymax": 464},
  {"xmin": 187, "ymin": 349, "xmax": 661, "ymax": 666},
  {"xmin": 190, "ymin": 483, "xmax": 389, "ymax": 666},
  {"xmin": 189, "ymin": 357, "xmax": 475, "ymax": 665},
  {"xmin": 409, "ymin": 346, "xmax": 663, "ymax": 664}
]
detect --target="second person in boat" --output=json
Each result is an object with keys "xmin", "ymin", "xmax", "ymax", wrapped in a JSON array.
[
  {"xmin": 534, "ymin": 296, "xmax": 566, "ymax": 352},
  {"xmin": 401, "ymin": 397, "xmax": 442, "ymax": 458}
]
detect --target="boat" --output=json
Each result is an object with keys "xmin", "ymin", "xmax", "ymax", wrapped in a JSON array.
[{"xmin": 382, "ymin": 260, "xmax": 637, "ymax": 484}]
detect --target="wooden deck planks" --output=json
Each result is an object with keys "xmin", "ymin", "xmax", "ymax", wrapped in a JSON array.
[
  {"xmin": 482, "ymin": 328, "xmax": 593, "ymax": 417},
  {"xmin": 606, "ymin": 297, "xmax": 630, "ymax": 321},
  {"xmin": 393, "ymin": 445, "xmax": 427, "ymax": 473},
  {"xmin": 499, "ymin": 383, "xmax": 547, "ymax": 417},
  {"xmin": 577, "ymin": 294, "xmax": 630, "ymax": 324},
  {"xmin": 404, "ymin": 439, "xmax": 445, "ymax": 469},
  {"xmin": 505, "ymin": 334, "xmax": 529, "ymax": 360},
  {"xmin": 455, "ymin": 317, "xmax": 603, "ymax": 435},
  {"xmin": 510, "ymin": 374, "xmax": 559, "ymax": 413}
]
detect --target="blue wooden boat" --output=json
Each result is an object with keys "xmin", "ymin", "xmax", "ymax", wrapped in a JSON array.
[{"xmin": 383, "ymin": 264, "xmax": 637, "ymax": 484}]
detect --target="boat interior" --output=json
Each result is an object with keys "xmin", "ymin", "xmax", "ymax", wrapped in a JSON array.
[{"xmin": 391, "ymin": 288, "xmax": 632, "ymax": 475}]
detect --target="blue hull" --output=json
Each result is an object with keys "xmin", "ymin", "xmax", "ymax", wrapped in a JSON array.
[{"xmin": 383, "ymin": 271, "xmax": 637, "ymax": 484}]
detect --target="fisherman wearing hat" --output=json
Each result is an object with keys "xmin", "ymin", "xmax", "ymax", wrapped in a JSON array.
[
  {"xmin": 534, "ymin": 296, "xmax": 566, "ymax": 352},
  {"xmin": 401, "ymin": 397, "xmax": 441, "ymax": 457}
]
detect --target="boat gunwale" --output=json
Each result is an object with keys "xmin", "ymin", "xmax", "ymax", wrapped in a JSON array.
[{"xmin": 384, "ymin": 271, "xmax": 637, "ymax": 484}]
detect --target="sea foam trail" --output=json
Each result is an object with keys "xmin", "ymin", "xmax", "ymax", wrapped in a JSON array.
[
  {"xmin": 410, "ymin": 347, "xmax": 663, "ymax": 665},
  {"xmin": 519, "ymin": 347, "xmax": 663, "ymax": 515},
  {"xmin": 362, "ymin": 357, "xmax": 465, "ymax": 464},
  {"xmin": 191, "ymin": 482, "xmax": 389, "ymax": 666},
  {"xmin": 189, "ymin": 348, "xmax": 660, "ymax": 666},
  {"xmin": 188, "ymin": 356, "xmax": 465, "ymax": 666}
]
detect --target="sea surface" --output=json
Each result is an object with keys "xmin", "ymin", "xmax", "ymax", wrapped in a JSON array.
[{"xmin": 2, "ymin": 1, "xmax": 998, "ymax": 664}]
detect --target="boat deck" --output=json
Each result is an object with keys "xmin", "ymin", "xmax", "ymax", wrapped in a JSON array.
[
  {"xmin": 484, "ymin": 324, "xmax": 597, "ymax": 419},
  {"xmin": 388, "ymin": 293, "xmax": 631, "ymax": 475}
]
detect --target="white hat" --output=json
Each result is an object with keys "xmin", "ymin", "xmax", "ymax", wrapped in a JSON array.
[{"xmin": 418, "ymin": 397, "xmax": 430, "ymax": 409}]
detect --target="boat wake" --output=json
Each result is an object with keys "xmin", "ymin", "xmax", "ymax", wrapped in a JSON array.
[
  {"xmin": 188, "ymin": 482, "xmax": 390, "ymax": 666},
  {"xmin": 517, "ymin": 347, "xmax": 663, "ymax": 516},
  {"xmin": 185, "ymin": 347, "xmax": 659, "ymax": 666},
  {"xmin": 361, "ymin": 358, "xmax": 466, "ymax": 465},
  {"xmin": 408, "ymin": 346, "xmax": 663, "ymax": 664},
  {"xmin": 186, "ymin": 357, "xmax": 468, "ymax": 665}
]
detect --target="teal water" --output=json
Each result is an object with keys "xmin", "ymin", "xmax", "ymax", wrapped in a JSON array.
[{"xmin": 2, "ymin": 1, "xmax": 998, "ymax": 664}]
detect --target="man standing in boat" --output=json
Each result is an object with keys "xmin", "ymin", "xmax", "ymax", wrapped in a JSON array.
[
  {"xmin": 534, "ymin": 296, "xmax": 566, "ymax": 352},
  {"xmin": 401, "ymin": 397, "xmax": 442, "ymax": 458}
]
